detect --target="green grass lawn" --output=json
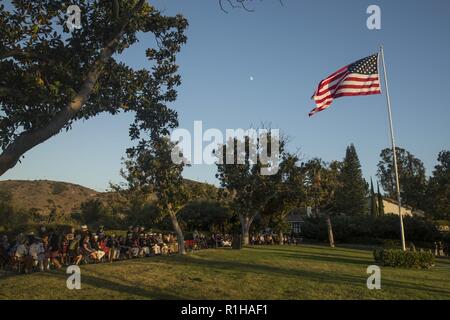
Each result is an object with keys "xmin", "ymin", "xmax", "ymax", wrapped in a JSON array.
[{"xmin": 1, "ymin": 244, "xmax": 449, "ymax": 300}]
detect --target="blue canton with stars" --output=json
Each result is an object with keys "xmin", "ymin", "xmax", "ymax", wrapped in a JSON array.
[{"xmin": 348, "ymin": 54, "xmax": 379, "ymax": 75}]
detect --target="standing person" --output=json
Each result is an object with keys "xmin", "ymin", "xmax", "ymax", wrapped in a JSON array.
[
  {"xmin": 48, "ymin": 231, "xmax": 62, "ymax": 269},
  {"xmin": 68, "ymin": 234, "xmax": 83, "ymax": 265},
  {"xmin": 65, "ymin": 228, "xmax": 76, "ymax": 265},
  {"xmin": 106, "ymin": 234, "xmax": 119, "ymax": 262}
]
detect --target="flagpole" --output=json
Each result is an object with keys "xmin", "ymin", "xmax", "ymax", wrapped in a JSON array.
[{"xmin": 379, "ymin": 45, "xmax": 406, "ymax": 251}]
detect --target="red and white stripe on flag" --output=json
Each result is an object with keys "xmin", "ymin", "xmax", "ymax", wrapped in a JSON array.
[{"xmin": 309, "ymin": 54, "xmax": 381, "ymax": 117}]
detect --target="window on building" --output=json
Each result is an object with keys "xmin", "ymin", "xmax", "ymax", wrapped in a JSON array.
[{"xmin": 291, "ymin": 222, "xmax": 301, "ymax": 234}]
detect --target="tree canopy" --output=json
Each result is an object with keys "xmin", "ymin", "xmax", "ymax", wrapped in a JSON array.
[
  {"xmin": 377, "ymin": 147, "xmax": 427, "ymax": 210},
  {"xmin": 426, "ymin": 150, "xmax": 450, "ymax": 219},
  {"xmin": 0, "ymin": 0, "xmax": 187, "ymax": 175},
  {"xmin": 335, "ymin": 144, "xmax": 368, "ymax": 215}
]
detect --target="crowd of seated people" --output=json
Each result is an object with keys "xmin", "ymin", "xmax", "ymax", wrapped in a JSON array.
[
  {"xmin": 0, "ymin": 225, "xmax": 179, "ymax": 274},
  {"xmin": 0, "ymin": 226, "xmax": 307, "ymax": 274},
  {"xmin": 210, "ymin": 233, "xmax": 233, "ymax": 248},
  {"xmin": 250, "ymin": 233, "xmax": 301, "ymax": 245},
  {"xmin": 185, "ymin": 232, "xmax": 232, "ymax": 250}
]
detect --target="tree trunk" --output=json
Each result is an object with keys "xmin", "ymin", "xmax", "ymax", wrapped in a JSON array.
[
  {"xmin": 239, "ymin": 215, "xmax": 253, "ymax": 246},
  {"xmin": 278, "ymin": 231, "xmax": 284, "ymax": 245},
  {"xmin": 0, "ymin": 0, "xmax": 146, "ymax": 177},
  {"xmin": 325, "ymin": 214, "xmax": 335, "ymax": 248},
  {"xmin": 169, "ymin": 212, "xmax": 185, "ymax": 255}
]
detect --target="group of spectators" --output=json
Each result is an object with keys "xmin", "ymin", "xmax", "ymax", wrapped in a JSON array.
[
  {"xmin": 0, "ymin": 225, "xmax": 179, "ymax": 274},
  {"xmin": 186, "ymin": 232, "xmax": 232, "ymax": 250},
  {"xmin": 250, "ymin": 233, "xmax": 301, "ymax": 245},
  {"xmin": 0, "ymin": 225, "xmax": 306, "ymax": 275}
]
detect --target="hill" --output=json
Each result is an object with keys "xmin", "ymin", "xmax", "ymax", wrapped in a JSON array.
[
  {"xmin": 0, "ymin": 179, "xmax": 218, "ymax": 220},
  {"xmin": 0, "ymin": 180, "xmax": 102, "ymax": 217}
]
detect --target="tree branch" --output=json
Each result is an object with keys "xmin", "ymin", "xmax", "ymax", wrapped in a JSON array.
[{"xmin": 0, "ymin": 0, "xmax": 146, "ymax": 176}]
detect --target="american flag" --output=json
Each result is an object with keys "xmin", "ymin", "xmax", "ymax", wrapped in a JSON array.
[{"xmin": 309, "ymin": 54, "xmax": 381, "ymax": 117}]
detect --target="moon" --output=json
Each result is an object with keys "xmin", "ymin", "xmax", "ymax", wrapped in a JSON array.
[{"xmin": 250, "ymin": 76, "xmax": 254, "ymax": 81}]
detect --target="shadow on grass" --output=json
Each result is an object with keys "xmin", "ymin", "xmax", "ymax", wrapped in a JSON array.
[
  {"xmin": 158, "ymin": 252, "xmax": 450, "ymax": 298},
  {"xmin": 20, "ymin": 270, "xmax": 184, "ymax": 300},
  {"xmin": 243, "ymin": 246, "xmax": 371, "ymax": 265},
  {"xmin": 2, "ymin": 246, "xmax": 449, "ymax": 299}
]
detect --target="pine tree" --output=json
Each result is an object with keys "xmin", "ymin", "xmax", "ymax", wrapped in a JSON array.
[
  {"xmin": 370, "ymin": 178, "xmax": 378, "ymax": 216},
  {"xmin": 377, "ymin": 181, "xmax": 385, "ymax": 216},
  {"xmin": 336, "ymin": 144, "xmax": 368, "ymax": 215}
]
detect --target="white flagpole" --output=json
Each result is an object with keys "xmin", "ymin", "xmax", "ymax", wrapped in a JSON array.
[{"xmin": 379, "ymin": 45, "xmax": 406, "ymax": 251}]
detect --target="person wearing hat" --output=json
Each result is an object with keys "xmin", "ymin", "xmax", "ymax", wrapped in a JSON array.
[{"xmin": 81, "ymin": 225, "xmax": 90, "ymax": 237}]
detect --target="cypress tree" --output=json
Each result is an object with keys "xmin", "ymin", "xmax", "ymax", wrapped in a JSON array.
[
  {"xmin": 377, "ymin": 181, "xmax": 385, "ymax": 216},
  {"xmin": 336, "ymin": 144, "xmax": 368, "ymax": 215},
  {"xmin": 370, "ymin": 178, "xmax": 378, "ymax": 216}
]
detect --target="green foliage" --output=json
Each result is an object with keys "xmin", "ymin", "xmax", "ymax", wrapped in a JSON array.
[
  {"xmin": 373, "ymin": 248, "xmax": 434, "ymax": 268},
  {"xmin": 0, "ymin": 1, "xmax": 188, "ymax": 174},
  {"xmin": 120, "ymin": 135, "xmax": 188, "ymax": 252},
  {"xmin": 0, "ymin": 190, "xmax": 30, "ymax": 231},
  {"xmin": 216, "ymin": 131, "xmax": 284, "ymax": 240},
  {"xmin": 125, "ymin": 202, "xmax": 160, "ymax": 228},
  {"xmin": 71, "ymin": 199, "xmax": 118, "ymax": 229},
  {"xmin": 122, "ymin": 136, "xmax": 188, "ymax": 216},
  {"xmin": 179, "ymin": 200, "xmax": 233, "ymax": 233},
  {"xmin": 260, "ymin": 153, "xmax": 306, "ymax": 233},
  {"xmin": 303, "ymin": 158, "xmax": 341, "ymax": 214},
  {"xmin": 426, "ymin": 150, "xmax": 450, "ymax": 219},
  {"xmin": 300, "ymin": 215, "xmax": 442, "ymax": 245},
  {"xmin": 51, "ymin": 182, "xmax": 68, "ymax": 195},
  {"xmin": 377, "ymin": 147, "xmax": 427, "ymax": 210},
  {"xmin": 335, "ymin": 144, "xmax": 368, "ymax": 215}
]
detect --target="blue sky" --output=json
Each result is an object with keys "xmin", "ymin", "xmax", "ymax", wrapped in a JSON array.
[{"xmin": 2, "ymin": 0, "xmax": 450, "ymax": 191}]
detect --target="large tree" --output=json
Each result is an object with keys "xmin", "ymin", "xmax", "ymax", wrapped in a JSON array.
[
  {"xmin": 216, "ymin": 132, "xmax": 282, "ymax": 245},
  {"xmin": 426, "ymin": 150, "xmax": 450, "ymax": 219},
  {"xmin": 377, "ymin": 147, "xmax": 427, "ymax": 211},
  {"xmin": 121, "ymin": 136, "xmax": 188, "ymax": 254},
  {"xmin": 261, "ymin": 153, "xmax": 305, "ymax": 244},
  {"xmin": 335, "ymin": 144, "xmax": 368, "ymax": 215},
  {"xmin": 0, "ymin": 0, "xmax": 187, "ymax": 175},
  {"xmin": 303, "ymin": 158, "xmax": 341, "ymax": 247}
]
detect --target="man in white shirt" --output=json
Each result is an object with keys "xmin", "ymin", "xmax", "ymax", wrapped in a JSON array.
[
  {"xmin": 14, "ymin": 239, "xmax": 32, "ymax": 273},
  {"xmin": 29, "ymin": 239, "xmax": 46, "ymax": 271}
]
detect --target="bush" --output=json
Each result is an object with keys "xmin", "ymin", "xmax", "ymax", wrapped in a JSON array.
[
  {"xmin": 300, "ymin": 215, "xmax": 442, "ymax": 245},
  {"xmin": 373, "ymin": 248, "xmax": 435, "ymax": 268},
  {"xmin": 51, "ymin": 182, "xmax": 68, "ymax": 195}
]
